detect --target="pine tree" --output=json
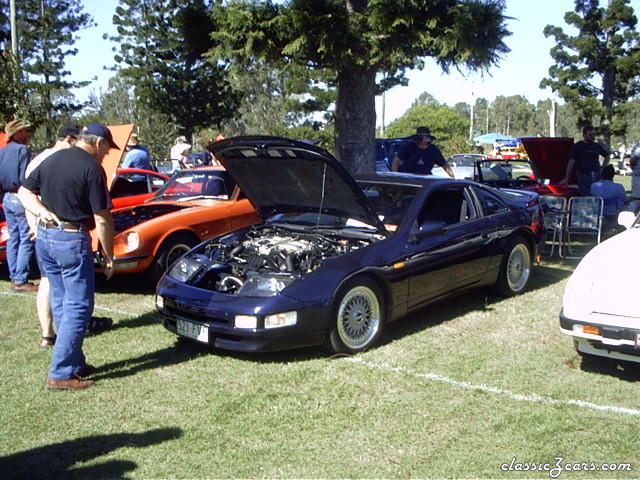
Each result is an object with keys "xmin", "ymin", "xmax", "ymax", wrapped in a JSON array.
[
  {"xmin": 111, "ymin": 0, "xmax": 241, "ymax": 138},
  {"xmin": 208, "ymin": 0, "xmax": 509, "ymax": 173},
  {"xmin": 541, "ymin": 0, "xmax": 640, "ymax": 149},
  {"xmin": 0, "ymin": 0, "xmax": 93, "ymax": 138}
]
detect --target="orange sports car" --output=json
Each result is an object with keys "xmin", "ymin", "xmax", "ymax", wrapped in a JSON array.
[
  {"xmin": 98, "ymin": 166, "xmax": 260, "ymax": 283},
  {"xmin": 0, "ymin": 167, "xmax": 168, "ymax": 263}
]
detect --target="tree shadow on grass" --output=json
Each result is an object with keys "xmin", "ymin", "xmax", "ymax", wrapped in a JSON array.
[{"xmin": 0, "ymin": 427, "xmax": 182, "ymax": 480}]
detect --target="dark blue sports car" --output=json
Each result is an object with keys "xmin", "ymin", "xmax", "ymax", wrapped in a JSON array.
[{"xmin": 155, "ymin": 137, "xmax": 545, "ymax": 354}]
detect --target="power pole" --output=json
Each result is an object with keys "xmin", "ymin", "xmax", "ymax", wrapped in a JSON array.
[
  {"xmin": 10, "ymin": 0, "xmax": 18, "ymax": 57},
  {"xmin": 469, "ymin": 94, "xmax": 474, "ymax": 141}
]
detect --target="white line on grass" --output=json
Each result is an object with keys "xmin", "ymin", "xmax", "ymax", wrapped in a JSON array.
[
  {"xmin": 347, "ymin": 357, "xmax": 640, "ymax": 417},
  {"xmin": 0, "ymin": 291, "xmax": 143, "ymax": 317}
]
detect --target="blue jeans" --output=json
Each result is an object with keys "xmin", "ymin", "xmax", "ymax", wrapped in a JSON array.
[
  {"xmin": 3, "ymin": 192, "xmax": 35, "ymax": 284},
  {"xmin": 36, "ymin": 225, "xmax": 95, "ymax": 380},
  {"xmin": 577, "ymin": 171, "xmax": 600, "ymax": 196}
]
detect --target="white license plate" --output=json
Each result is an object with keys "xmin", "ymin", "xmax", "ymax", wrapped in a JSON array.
[
  {"xmin": 635, "ymin": 333, "xmax": 640, "ymax": 349},
  {"xmin": 177, "ymin": 319, "xmax": 209, "ymax": 344}
]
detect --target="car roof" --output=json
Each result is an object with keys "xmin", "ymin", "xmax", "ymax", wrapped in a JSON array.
[{"xmin": 355, "ymin": 171, "xmax": 475, "ymax": 188}]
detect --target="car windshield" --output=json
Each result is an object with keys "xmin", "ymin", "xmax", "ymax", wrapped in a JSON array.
[
  {"xmin": 448, "ymin": 154, "xmax": 486, "ymax": 167},
  {"xmin": 267, "ymin": 212, "xmax": 378, "ymax": 232},
  {"xmin": 357, "ymin": 181, "xmax": 420, "ymax": 232},
  {"xmin": 481, "ymin": 160, "xmax": 534, "ymax": 180},
  {"xmin": 153, "ymin": 170, "xmax": 233, "ymax": 201}
]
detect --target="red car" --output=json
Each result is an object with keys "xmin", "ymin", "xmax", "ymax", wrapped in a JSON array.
[
  {"xmin": 474, "ymin": 137, "xmax": 579, "ymax": 200},
  {"xmin": 0, "ymin": 167, "xmax": 168, "ymax": 262}
]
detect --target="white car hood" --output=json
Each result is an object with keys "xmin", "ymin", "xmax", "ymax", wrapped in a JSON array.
[{"xmin": 566, "ymin": 227, "xmax": 640, "ymax": 321}]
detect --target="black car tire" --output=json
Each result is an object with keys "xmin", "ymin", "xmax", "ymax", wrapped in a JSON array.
[
  {"xmin": 494, "ymin": 236, "xmax": 532, "ymax": 296},
  {"xmin": 148, "ymin": 232, "xmax": 198, "ymax": 284},
  {"xmin": 327, "ymin": 277, "xmax": 384, "ymax": 354}
]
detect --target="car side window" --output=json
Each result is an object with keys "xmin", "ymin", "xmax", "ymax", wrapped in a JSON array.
[
  {"xmin": 474, "ymin": 187, "xmax": 509, "ymax": 216},
  {"xmin": 110, "ymin": 173, "xmax": 150, "ymax": 197},
  {"xmin": 417, "ymin": 187, "xmax": 476, "ymax": 226}
]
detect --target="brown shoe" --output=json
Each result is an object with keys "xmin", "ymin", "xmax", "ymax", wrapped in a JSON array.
[
  {"xmin": 47, "ymin": 378, "xmax": 95, "ymax": 390},
  {"xmin": 74, "ymin": 363, "xmax": 96, "ymax": 379},
  {"xmin": 12, "ymin": 282, "xmax": 39, "ymax": 292}
]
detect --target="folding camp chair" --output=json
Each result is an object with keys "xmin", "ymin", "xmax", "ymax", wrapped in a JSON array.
[
  {"xmin": 563, "ymin": 196, "xmax": 603, "ymax": 258},
  {"xmin": 540, "ymin": 195, "xmax": 567, "ymax": 257}
]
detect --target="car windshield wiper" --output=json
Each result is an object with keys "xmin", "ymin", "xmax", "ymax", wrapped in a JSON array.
[{"xmin": 176, "ymin": 194, "xmax": 226, "ymax": 202}]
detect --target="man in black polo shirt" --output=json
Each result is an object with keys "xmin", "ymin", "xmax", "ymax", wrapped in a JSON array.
[
  {"xmin": 560, "ymin": 125, "xmax": 609, "ymax": 195},
  {"xmin": 19, "ymin": 122, "xmax": 117, "ymax": 390},
  {"xmin": 391, "ymin": 126, "xmax": 455, "ymax": 178}
]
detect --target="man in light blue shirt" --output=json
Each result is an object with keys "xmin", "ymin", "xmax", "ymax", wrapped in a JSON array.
[
  {"xmin": 590, "ymin": 164, "xmax": 627, "ymax": 225},
  {"xmin": 121, "ymin": 133, "xmax": 152, "ymax": 171}
]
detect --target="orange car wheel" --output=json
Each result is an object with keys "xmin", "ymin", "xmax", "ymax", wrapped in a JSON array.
[{"xmin": 148, "ymin": 232, "xmax": 198, "ymax": 285}]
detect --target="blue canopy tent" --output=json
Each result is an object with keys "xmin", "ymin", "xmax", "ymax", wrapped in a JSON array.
[{"xmin": 473, "ymin": 133, "xmax": 516, "ymax": 144}]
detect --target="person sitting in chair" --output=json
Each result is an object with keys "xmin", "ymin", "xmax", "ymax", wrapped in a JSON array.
[{"xmin": 590, "ymin": 164, "xmax": 627, "ymax": 232}]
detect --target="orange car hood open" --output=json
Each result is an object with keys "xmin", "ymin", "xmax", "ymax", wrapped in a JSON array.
[
  {"xmin": 102, "ymin": 123, "xmax": 134, "ymax": 190},
  {"xmin": 91, "ymin": 123, "xmax": 134, "ymax": 252}
]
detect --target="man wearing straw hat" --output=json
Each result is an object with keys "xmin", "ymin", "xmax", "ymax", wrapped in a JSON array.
[{"xmin": 0, "ymin": 119, "xmax": 38, "ymax": 291}]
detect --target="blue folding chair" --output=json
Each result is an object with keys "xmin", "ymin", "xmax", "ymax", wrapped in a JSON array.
[{"xmin": 563, "ymin": 196, "xmax": 603, "ymax": 258}]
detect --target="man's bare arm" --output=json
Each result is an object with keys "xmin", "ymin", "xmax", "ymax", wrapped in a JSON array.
[{"xmin": 94, "ymin": 209, "xmax": 114, "ymax": 279}]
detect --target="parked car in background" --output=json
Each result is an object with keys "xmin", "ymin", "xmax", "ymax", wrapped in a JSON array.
[
  {"xmin": 97, "ymin": 166, "xmax": 259, "ymax": 283},
  {"xmin": 560, "ymin": 211, "xmax": 640, "ymax": 364},
  {"xmin": 0, "ymin": 168, "xmax": 168, "ymax": 264},
  {"xmin": 433, "ymin": 137, "xmax": 579, "ymax": 200},
  {"xmin": 156, "ymin": 136, "xmax": 544, "ymax": 354}
]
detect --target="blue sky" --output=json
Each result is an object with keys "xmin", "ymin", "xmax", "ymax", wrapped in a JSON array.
[{"xmin": 67, "ymin": 0, "xmax": 582, "ymax": 126}]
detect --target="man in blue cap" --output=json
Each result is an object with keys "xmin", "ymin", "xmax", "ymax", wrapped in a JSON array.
[{"xmin": 19, "ymin": 122, "xmax": 118, "ymax": 390}]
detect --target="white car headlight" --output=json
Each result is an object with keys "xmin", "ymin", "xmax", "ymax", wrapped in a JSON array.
[
  {"xmin": 235, "ymin": 315, "xmax": 257, "ymax": 329},
  {"xmin": 121, "ymin": 231, "xmax": 140, "ymax": 252},
  {"xmin": 168, "ymin": 256, "xmax": 204, "ymax": 283}
]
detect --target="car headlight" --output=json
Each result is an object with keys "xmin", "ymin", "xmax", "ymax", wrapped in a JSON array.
[
  {"xmin": 265, "ymin": 311, "xmax": 297, "ymax": 329},
  {"xmin": 116, "ymin": 231, "xmax": 140, "ymax": 253},
  {"xmin": 235, "ymin": 315, "xmax": 257, "ymax": 329},
  {"xmin": 237, "ymin": 274, "xmax": 296, "ymax": 297},
  {"xmin": 168, "ymin": 256, "xmax": 205, "ymax": 283}
]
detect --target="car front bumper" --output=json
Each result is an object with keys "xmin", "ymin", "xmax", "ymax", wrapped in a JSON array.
[
  {"xmin": 156, "ymin": 277, "xmax": 330, "ymax": 353},
  {"xmin": 559, "ymin": 309, "xmax": 640, "ymax": 364}
]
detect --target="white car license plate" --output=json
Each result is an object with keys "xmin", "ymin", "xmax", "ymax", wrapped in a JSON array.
[
  {"xmin": 177, "ymin": 319, "xmax": 209, "ymax": 344},
  {"xmin": 635, "ymin": 333, "xmax": 640, "ymax": 349}
]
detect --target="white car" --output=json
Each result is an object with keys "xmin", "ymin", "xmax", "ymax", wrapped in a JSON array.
[{"xmin": 560, "ymin": 211, "xmax": 640, "ymax": 363}]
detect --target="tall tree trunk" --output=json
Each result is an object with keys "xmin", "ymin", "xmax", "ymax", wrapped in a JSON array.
[{"xmin": 335, "ymin": 63, "xmax": 376, "ymax": 174}]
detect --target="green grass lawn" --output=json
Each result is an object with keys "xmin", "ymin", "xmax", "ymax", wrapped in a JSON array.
[{"xmin": 0, "ymin": 255, "xmax": 638, "ymax": 479}]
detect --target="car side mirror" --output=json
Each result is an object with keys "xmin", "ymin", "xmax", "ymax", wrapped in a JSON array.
[
  {"xmin": 618, "ymin": 210, "xmax": 637, "ymax": 230},
  {"xmin": 410, "ymin": 221, "xmax": 447, "ymax": 242}
]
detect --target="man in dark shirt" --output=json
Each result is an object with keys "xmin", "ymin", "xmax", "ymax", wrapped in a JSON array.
[
  {"xmin": 391, "ymin": 126, "xmax": 455, "ymax": 178},
  {"xmin": 560, "ymin": 125, "xmax": 609, "ymax": 195},
  {"xmin": 0, "ymin": 119, "xmax": 37, "ymax": 291},
  {"xmin": 19, "ymin": 122, "xmax": 118, "ymax": 390}
]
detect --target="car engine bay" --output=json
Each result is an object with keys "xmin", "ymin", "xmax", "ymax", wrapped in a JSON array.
[{"xmin": 184, "ymin": 225, "xmax": 376, "ymax": 295}]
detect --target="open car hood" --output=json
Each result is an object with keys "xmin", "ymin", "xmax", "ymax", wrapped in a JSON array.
[
  {"xmin": 521, "ymin": 137, "xmax": 575, "ymax": 184},
  {"xmin": 210, "ymin": 136, "xmax": 387, "ymax": 234},
  {"xmin": 102, "ymin": 123, "xmax": 135, "ymax": 191}
]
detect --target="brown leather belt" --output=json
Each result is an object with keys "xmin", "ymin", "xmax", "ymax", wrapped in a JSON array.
[{"xmin": 38, "ymin": 220, "xmax": 87, "ymax": 232}]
